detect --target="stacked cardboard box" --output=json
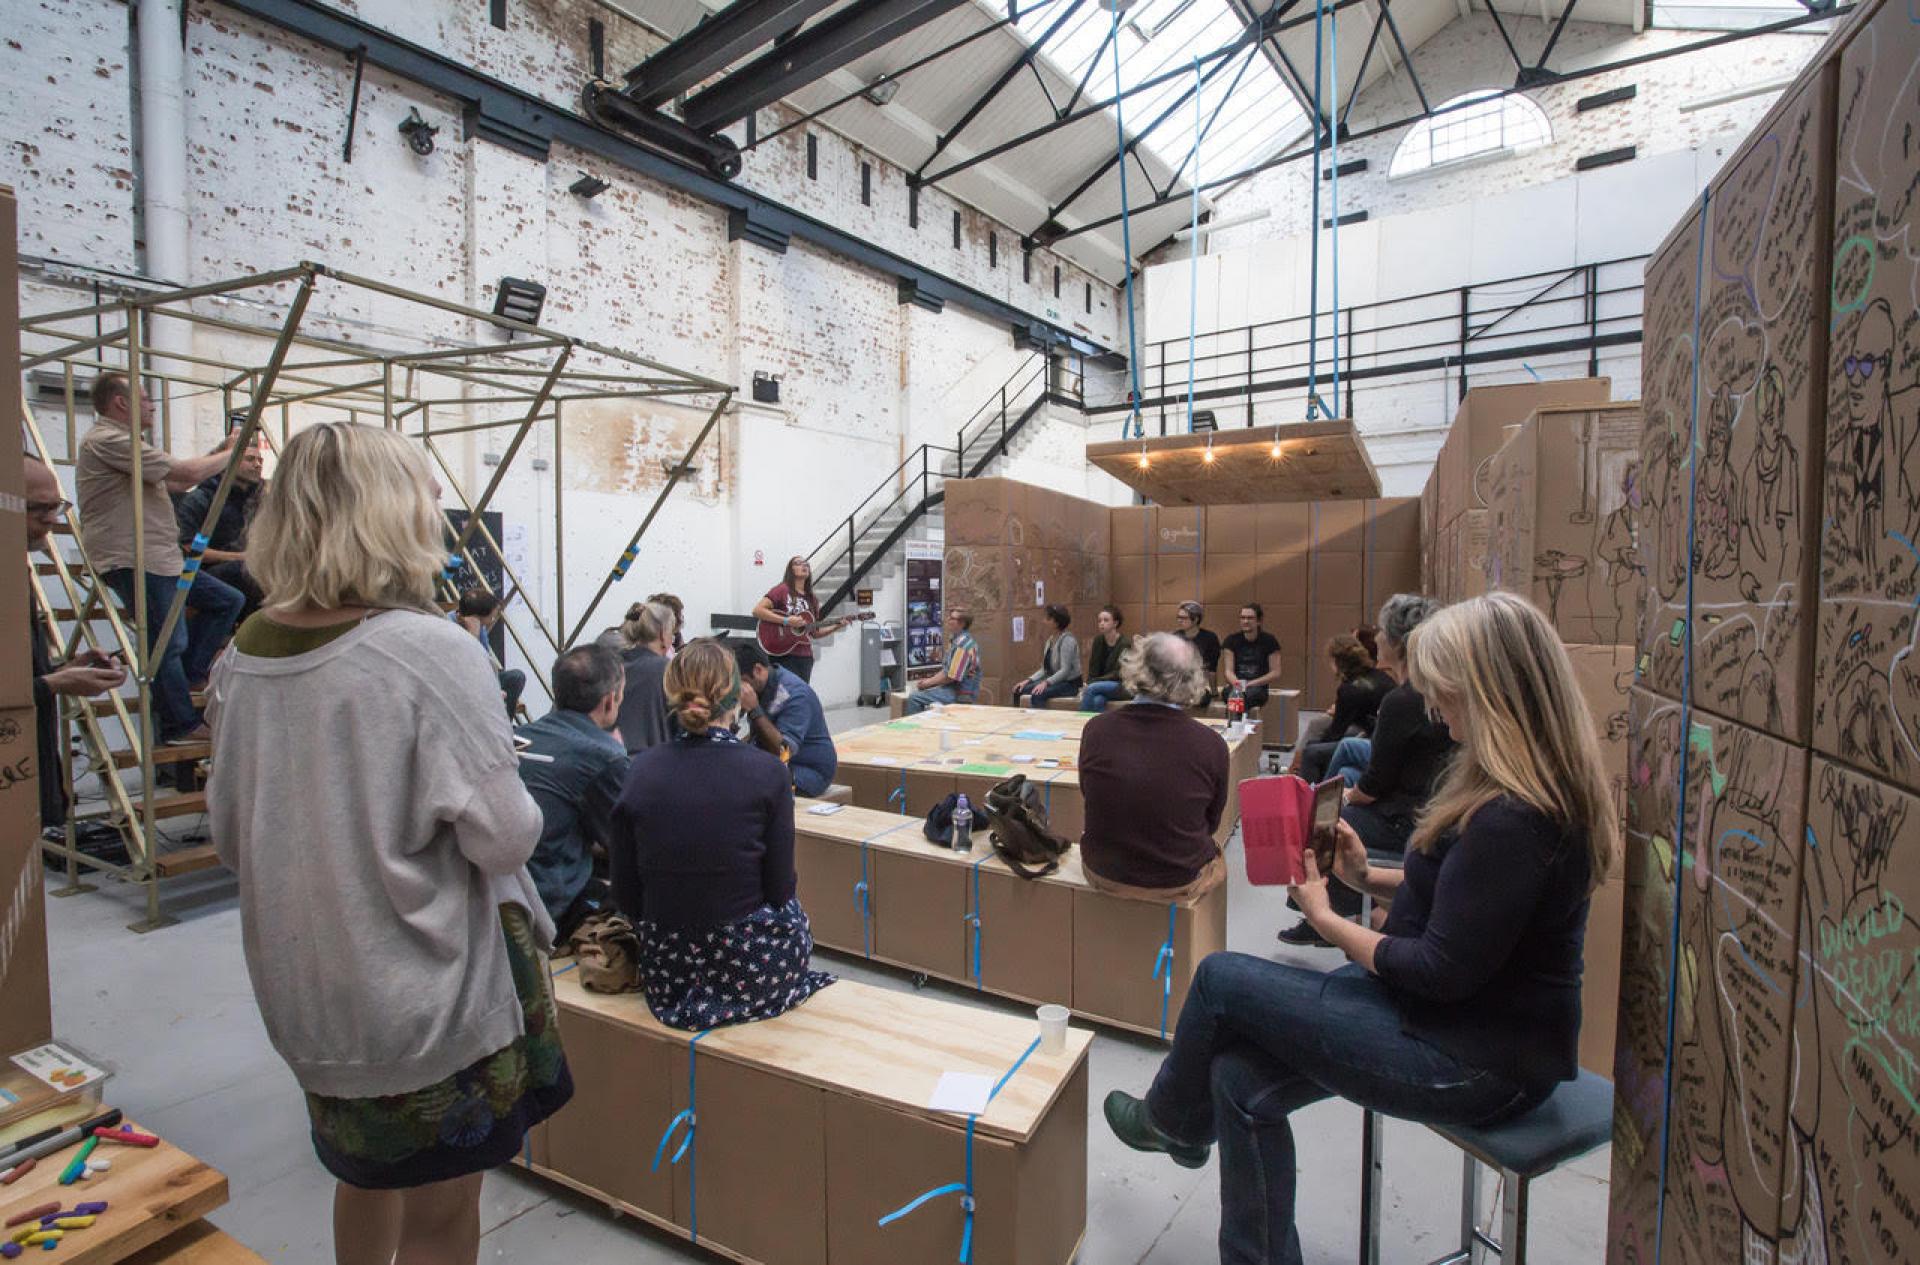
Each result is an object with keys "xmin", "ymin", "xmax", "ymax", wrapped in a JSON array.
[
  {"xmin": 0, "ymin": 185, "xmax": 53, "ymax": 1053},
  {"xmin": 1608, "ymin": 6, "xmax": 1920, "ymax": 1257}
]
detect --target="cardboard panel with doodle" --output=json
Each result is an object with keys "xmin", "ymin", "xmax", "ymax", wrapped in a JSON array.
[
  {"xmin": 1812, "ymin": 4, "xmax": 1920, "ymax": 797},
  {"xmin": 1607, "ymin": 689, "xmax": 1683, "ymax": 1265},
  {"xmin": 1687, "ymin": 68, "xmax": 1834, "ymax": 743},
  {"xmin": 1637, "ymin": 208, "xmax": 1707, "ymax": 705},
  {"xmin": 1774, "ymin": 757, "xmax": 1920, "ymax": 1263},
  {"xmin": 1658, "ymin": 711, "xmax": 1809, "ymax": 1262},
  {"xmin": 1485, "ymin": 407, "xmax": 1645, "ymax": 646}
]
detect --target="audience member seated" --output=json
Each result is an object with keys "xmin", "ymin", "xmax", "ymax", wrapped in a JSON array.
[
  {"xmin": 1289, "ymin": 633, "xmax": 1394, "ymax": 783},
  {"xmin": 646, "ymin": 590, "xmax": 686, "ymax": 656},
  {"xmin": 1173, "ymin": 600, "xmax": 1221, "ymax": 705},
  {"xmin": 904, "ymin": 606, "xmax": 981, "ymax": 713},
  {"xmin": 516, "ymin": 645, "xmax": 631, "ymax": 942},
  {"xmin": 1012, "ymin": 604, "xmax": 1081, "ymax": 706},
  {"xmin": 206, "ymin": 422, "xmax": 568, "ymax": 1262},
  {"xmin": 1078, "ymin": 605, "xmax": 1134, "ymax": 711},
  {"xmin": 613, "ymin": 600, "xmax": 676, "ymax": 754},
  {"xmin": 1280, "ymin": 593, "xmax": 1454, "ymax": 946},
  {"xmin": 1078, "ymin": 634, "xmax": 1228, "ymax": 898},
  {"xmin": 173, "ymin": 424, "xmax": 267, "ymax": 621},
  {"xmin": 1103, "ymin": 593, "xmax": 1616, "ymax": 1265},
  {"xmin": 25, "ymin": 457, "xmax": 127, "ymax": 835},
  {"xmin": 1220, "ymin": 604, "xmax": 1282, "ymax": 711},
  {"xmin": 609, "ymin": 640, "xmax": 834, "ymax": 1029},
  {"xmin": 77, "ymin": 372, "xmax": 245, "ymax": 745},
  {"xmin": 733, "ymin": 638, "xmax": 838, "ymax": 798},
  {"xmin": 454, "ymin": 588, "xmax": 526, "ymax": 721}
]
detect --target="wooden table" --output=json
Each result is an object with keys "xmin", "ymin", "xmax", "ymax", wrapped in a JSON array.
[{"xmin": 0, "ymin": 1120, "xmax": 228, "ymax": 1263}]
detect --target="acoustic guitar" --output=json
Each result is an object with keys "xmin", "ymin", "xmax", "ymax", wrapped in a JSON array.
[{"xmin": 757, "ymin": 610, "xmax": 875, "ymax": 658}]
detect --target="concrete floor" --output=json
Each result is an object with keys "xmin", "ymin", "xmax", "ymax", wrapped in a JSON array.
[{"xmin": 42, "ymin": 702, "xmax": 1612, "ymax": 1263}]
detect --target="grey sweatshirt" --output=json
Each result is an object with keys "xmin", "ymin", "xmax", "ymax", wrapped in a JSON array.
[
  {"xmin": 1025, "ymin": 631, "xmax": 1082, "ymax": 687},
  {"xmin": 207, "ymin": 610, "xmax": 549, "ymax": 1099}
]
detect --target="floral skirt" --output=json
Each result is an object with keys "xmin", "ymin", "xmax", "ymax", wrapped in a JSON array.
[
  {"xmin": 637, "ymin": 897, "xmax": 835, "ymax": 1031},
  {"xmin": 305, "ymin": 906, "xmax": 574, "ymax": 1189}
]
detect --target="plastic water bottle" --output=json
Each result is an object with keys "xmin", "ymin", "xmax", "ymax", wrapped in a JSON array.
[{"xmin": 952, "ymin": 794, "xmax": 974, "ymax": 851}]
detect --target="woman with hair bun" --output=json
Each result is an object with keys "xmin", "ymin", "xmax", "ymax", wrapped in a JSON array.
[{"xmin": 608, "ymin": 639, "xmax": 833, "ymax": 1030}]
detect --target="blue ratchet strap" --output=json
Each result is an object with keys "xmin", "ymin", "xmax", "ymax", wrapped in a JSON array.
[
  {"xmin": 889, "ymin": 770, "xmax": 908, "ymax": 809},
  {"xmin": 442, "ymin": 553, "xmax": 462, "ymax": 581},
  {"xmin": 876, "ymin": 1036, "xmax": 1041, "ymax": 1263},
  {"xmin": 855, "ymin": 819, "xmax": 919, "ymax": 958},
  {"xmin": 1152, "ymin": 902, "xmax": 1178, "ymax": 1040},
  {"xmin": 651, "ymin": 1029, "xmax": 714, "ymax": 1242},
  {"xmin": 965, "ymin": 853, "xmax": 991, "ymax": 989}
]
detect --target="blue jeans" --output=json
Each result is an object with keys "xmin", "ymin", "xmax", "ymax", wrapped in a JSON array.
[
  {"xmin": 1015, "ymin": 676, "xmax": 1081, "ymax": 705},
  {"xmin": 904, "ymin": 685, "xmax": 960, "ymax": 714},
  {"xmin": 791, "ymin": 762, "xmax": 833, "ymax": 798},
  {"xmin": 103, "ymin": 568, "xmax": 244, "ymax": 740},
  {"xmin": 1324, "ymin": 736, "xmax": 1371, "ymax": 786},
  {"xmin": 1146, "ymin": 954, "xmax": 1541, "ymax": 1265},
  {"xmin": 1079, "ymin": 679, "xmax": 1127, "ymax": 711}
]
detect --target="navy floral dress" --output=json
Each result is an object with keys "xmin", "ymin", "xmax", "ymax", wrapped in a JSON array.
[{"xmin": 636, "ymin": 897, "xmax": 834, "ymax": 1029}]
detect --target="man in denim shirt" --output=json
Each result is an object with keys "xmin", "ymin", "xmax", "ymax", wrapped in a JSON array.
[
  {"xmin": 732, "ymin": 639, "xmax": 837, "ymax": 798},
  {"xmin": 515, "ymin": 645, "xmax": 630, "ymax": 939}
]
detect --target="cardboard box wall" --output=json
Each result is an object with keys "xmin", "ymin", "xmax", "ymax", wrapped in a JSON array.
[
  {"xmin": 0, "ymin": 709, "xmax": 52, "ymax": 1053},
  {"xmin": 1427, "ymin": 377, "xmax": 1614, "ymax": 534},
  {"xmin": 2, "ymin": 187, "xmax": 29, "ymax": 711},
  {"xmin": 1485, "ymin": 406, "xmax": 1645, "ymax": 646},
  {"xmin": 1634, "ymin": 67, "xmax": 1834, "ymax": 747},
  {"xmin": 1812, "ymin": 0, "xmax": 1920, "ymax": 797}
]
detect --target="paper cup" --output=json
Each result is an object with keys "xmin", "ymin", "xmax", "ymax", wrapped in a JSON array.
[{"xmin": 1037, "ymin": 1004, "xmax": 1070, "ymax": 1055}]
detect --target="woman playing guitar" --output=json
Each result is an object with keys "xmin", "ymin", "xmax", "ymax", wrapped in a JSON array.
[{"xmin": 753, "ymin": 555, "xmax": 850, "ymax": 683}]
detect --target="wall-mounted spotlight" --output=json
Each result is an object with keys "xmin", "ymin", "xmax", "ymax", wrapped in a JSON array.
[
  {"xmin": 492, "ymin": 276, "xmax": 547, "ymax": 327},
  {"xmin": 862, "ymin": 77, "xmax": 899, "ymax": 107},
  {"xmin": 752, "ymin": 372, "xmax": 782, "ymax": 404},
  {"xmin": 569, "ymin": 173, "xmax": 610, "ymax": 198},
  {"xmin": 398, "ymin": 107, "xmax": 438, "ymax": 156}
]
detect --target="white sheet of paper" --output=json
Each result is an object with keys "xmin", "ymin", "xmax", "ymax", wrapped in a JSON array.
[
  {"xmin": 928, "ymin": 1072, "xmax": 995, "ymax": 1116},
  {"xmin": 1012, "ymin": 616, "xmax": 1026, "ymax": 642},
  {"xmin": 870, "ymin": 756, "xmax": 899, "ymax": 766}
]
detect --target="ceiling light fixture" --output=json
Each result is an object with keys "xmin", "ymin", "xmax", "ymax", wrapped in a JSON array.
[{"xmin": 569, "ymin": 173, "xmax": 610, "ymax": 198}]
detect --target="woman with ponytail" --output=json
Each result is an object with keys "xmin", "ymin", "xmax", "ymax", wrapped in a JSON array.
[{"xmin": 608, "ymin": 639, "xmax": 833, "ymax": 1029}]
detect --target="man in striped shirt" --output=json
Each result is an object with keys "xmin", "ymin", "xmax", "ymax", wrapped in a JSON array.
[{"xmin": 904, "ymin": 606, "xmax": 981, "ymax": 713}]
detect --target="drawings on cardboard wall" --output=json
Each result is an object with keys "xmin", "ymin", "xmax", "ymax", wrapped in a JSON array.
[{"xmin": 1814, "ymin": 13, "xmax": 1920, "ymax": 798}]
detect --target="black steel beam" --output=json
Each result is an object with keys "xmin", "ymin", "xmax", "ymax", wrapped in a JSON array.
[
  {"xmin": 1378, "ymin": 0, "xmax": 1429, "ymax": 115},
  {"xmin": 1534, "ymin": 0, "xmax": 1580, "ymax": 72},
  {"xmin": 218, "ymin": 0, "xmax": 1111, "ymax": 357},
  {"xmin": 1339, "ymin": 3, "xmax": 1389, "ymax": 132},
  {"xmin": 623, "ymin": 0, "xmax": 843, "ymax": 108},
  {"xmin": 681, "ymin": 0, "xmax": 973, "ymax": 132},
  {"xmin": 1482, "ymin": 1, "xmax": 1531, "ymax": 77},
  {"xmin": 913, "ymin": 0, "xmax": 1085, "ymax": 180}
]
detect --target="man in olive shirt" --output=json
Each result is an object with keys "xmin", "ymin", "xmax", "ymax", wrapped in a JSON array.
[{"xmin": 76, "ymin": 373, "xmax": 244, "ymax": 743}]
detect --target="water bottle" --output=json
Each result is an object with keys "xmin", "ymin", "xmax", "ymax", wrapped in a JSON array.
[{"xmin": 952, "ymin": 793, "xmax": 974, "ymax": 851}]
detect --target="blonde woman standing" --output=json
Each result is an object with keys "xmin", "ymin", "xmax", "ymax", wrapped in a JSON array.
[
  {"xmin": 1104, "ymin": 593, "xmax": 1616, "ymax": 1265},
  {"xmin": 207, "ymin": 423, "xmax": 570, "ymax": 1265}
]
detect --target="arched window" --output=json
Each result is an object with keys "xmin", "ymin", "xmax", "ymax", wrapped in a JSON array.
[{"xmin": 1389, "ymin": 90, "xmax": 1552, "ymax": 177}]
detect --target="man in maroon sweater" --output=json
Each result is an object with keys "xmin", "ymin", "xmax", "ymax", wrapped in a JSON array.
[{"xmin": 1077, "ymin": 633, "xmax": 1229, "ymax": 894}]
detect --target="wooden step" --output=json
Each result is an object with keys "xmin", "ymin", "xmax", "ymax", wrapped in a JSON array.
[
  {"xmin": 149, "ymin": 791, "xmax": 207, "ymax": 820},
  {"xmin": 112, "ymin": 741, "xmax": 210, "ymax": 768},
  {"xmin": 153, "ymin": 843, "xmax": 222, "ymax": 877},
  {"xmin": 92, "ymin": 692, "xmax": 210, "ymax": 713}
]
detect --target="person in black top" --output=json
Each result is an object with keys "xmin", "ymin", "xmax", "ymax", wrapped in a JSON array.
[
  {"xmin": 1077, "ymin": 605, "xmax": 1134, "ymax": 711},
  {"xmin": 1173, "ymin": 600, "xmax": 1221, "ymax": 705},
  {"xmin": 173, "ymin": 429, "xmax": 266, "ymax": 621},
  {"xmin": 1104, "ymin": 593, "xmax": 1616, "ymax": 1265},
  {"xmin": 609, "ymin": 639, "xmax": 833, "ymax": 1030},
  {"xmin": 1289, "ymin": 632, "xmax": 1394, "ymax": 782},
  {"xmin": 1219, "ymin": 603, "xmax": 1282, "ymax": 709},
  {"xmin": 1280, "ymin": 594, "xmax": 1454, "ymax": 945},
  {"xmin": 24, "ymin": 458, "xmax": 127, "ymax": 834}
]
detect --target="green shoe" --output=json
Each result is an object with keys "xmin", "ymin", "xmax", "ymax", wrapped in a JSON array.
[{"xmin": 1103, "ymin": 1090, "xmax": 1210, "ymax": 1169}]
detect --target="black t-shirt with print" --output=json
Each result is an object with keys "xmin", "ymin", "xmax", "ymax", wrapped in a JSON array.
[{"xmin": 1222, "ymin": 630, "xmax": 1280, "ymax": 681}]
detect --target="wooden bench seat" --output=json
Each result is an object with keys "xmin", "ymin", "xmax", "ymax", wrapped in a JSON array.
[
  {"xmin": 896, "ymin": 688, "xmax": 1300, "ymax": 746},
  {"xmin": 118, "ymin": 1222, "xmax": 269, "ymax": 1264},
  {"xmin": 526, "ymin": 973, "xmax": 1091, "ymax": 1265},
  {"xmin": 793, "ymin": 799, "xmax": 1226, "ymax": 1039}
]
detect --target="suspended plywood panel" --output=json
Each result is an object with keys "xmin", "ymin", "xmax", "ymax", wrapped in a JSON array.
[{"xmin": 1087, "ymin": 421, "xmax": 1380, "ymax": 506}]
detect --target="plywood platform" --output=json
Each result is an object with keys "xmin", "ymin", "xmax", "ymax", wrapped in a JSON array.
[
  {"xmin": 1087, "ymin": 420, "xmax": 1381, "ymax": 505},
  {"xmin": 0, "ymin": 1120, "xmax": 229, "ymax": 1264}
]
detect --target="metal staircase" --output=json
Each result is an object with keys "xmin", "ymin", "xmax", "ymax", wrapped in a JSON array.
[{"xmin": 809, "ymin": 353, "xmax": 1081, "ymax": 612}]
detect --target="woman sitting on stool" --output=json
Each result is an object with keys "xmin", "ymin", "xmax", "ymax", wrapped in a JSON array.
[
  {"xmin": 610, "ymin": 639, "xmax": 834, "ymax": 1030},
  {"xmin": 1078, "ymin": 605, "xmax": 1133, "ymax": 711},
  {"xmin": 1012, "ymin": 604, "xmax": 1082, "ymax": 706},
  {"xmin": 1078, "ymin": 633, "xmax": 1229, "ymax": 898},
  {"xmin": 1104, "ymin": 593, "xmax": 1616, "ymax": 1265},
  {"xmin": 1280, "ymin": 594, "xmax": 1453, "ymax": 945},
  {"xmin": 1289, "ymin": 632, "xmax": 1394, "ymax": 783}
]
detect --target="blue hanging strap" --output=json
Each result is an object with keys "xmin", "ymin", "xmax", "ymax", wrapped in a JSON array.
[
  {"xmin": 1653, "ymin": 187, "xmax": 1710, "ymax": 1265},
  {"xmin": 877, "ymin": 1035, "xmax": 1042, "ymax": 1263},
  {"xmin": 1108, "ymin": 1, "xmax": 1144, "ymax": 440},
  {"xmin": 889, "ymin": 770, "xmax": 908, "ymax": 809},
  {"xmin": 855, "ymin": 819, "xmax": 919, "ymax": 958},
  {"xmin": 651, "ymin": 1029, "xmax": 714, "ymax": 1242},
  {"xmin": 965, "ymin": 854, "xmax": 991, "ymax": 989},
  {"xmin": 1152, "ymin": 902, "xmax": 1178, "ymax": 1040}
]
